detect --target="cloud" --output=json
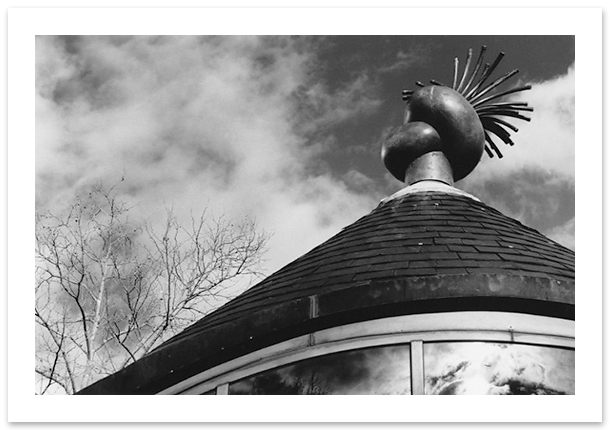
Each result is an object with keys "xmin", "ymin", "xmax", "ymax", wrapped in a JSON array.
[
  {"xmin": 36, "ymin": 37, "xmax": 575, "ymax": 283},
  {"xmin": 546, "ymin": 217, "xmax": 576, "ymax": 251},
  {"xmin": 293, "ymin": 72, "xmax": 382, "ymax": 133},
  {"xmin": 378, "ymin": 48, "xmax": 429, "ymax": 75},
  {"xmin": 461, "ymin": 168, "xmax": 575, "ymax": 244},
  {"xmin": 460, "ymin": 65, "xmax": 575, "ymax": 249},
  {"xmin": 36, "ymin": 36, "xmax": 383, "ymax": 276},
  {"xmin": 464, "ymin": 65, "xmax": 575, "ymax": 178}
]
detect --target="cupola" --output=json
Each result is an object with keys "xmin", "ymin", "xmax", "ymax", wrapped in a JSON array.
[{"xmin": 78, "ymin": 47, "xmax": 574, "ymax": 396}]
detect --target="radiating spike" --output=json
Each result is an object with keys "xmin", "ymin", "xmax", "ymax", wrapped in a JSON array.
[
  {"xmin": 452, "ymin": 57, "xmax": 459, "ymax": 90},
  {"xmin": 484, "ymin": 118, "xmax": 510, "ymax": 138},
  {"xmin": 484, "ymin": 131, "xmax": 503, "ymax": 158},
  {"xmin": 465, "ymin": 63, "xmax": 490, "ymax": 99},
  {"xmin": 402, "ymin": 90, "xmax": 413, "ymax": 101},
  {"xmin": 462, "ymin": 45, "xmax": 487, "ymax": 95},
  {"xmin": 486, "ymin": 116, "xmax": 519, "ymax": 132},
  {"xmin": 457, "ymin": 48, "xmax": 473, "ymax": 93},
  {"xmin": 470, "ymin": 69, "xmax": 520, "ymax": 104},
  {"xmin": 430, "ymin": 79, "xmax": 447, "ymax": 86},
  {"xmin": 472, "ymin": 85, "xmax": 532, "ymax": 107},
  {"xmin": 484, "ymin": 143, "xmax": 495, "ymax": 158},
  {"xmin": 483, "ymin": 120, "xmax": 515, "ymax": 146},
  {"xmin": 476, "ymin": 103, "xmax": 530, "ymax": 111},
  {"xmin": 477, "ymin": 101, "xmax": 528, "ymax": 108},
  {"xmin": 466, "ymin": 52, "xmax": 505, "ymax": 100},
  {"xmin": 481, "ymin": 116, "xmax": 512, "ymax": 135},
  {"xmin": 485, "ymin": 52, "xmax": 506, "ymax": 79},
  {"xmin": 511, "ymin": 106, "xmax": 534, "ymax": 112},
  {"xmin": 476, "ymin": 105, "xmax": 534, "ymax": 114},
  {"xmin": 479, "ymin": 110, "xmax": 532, "ymax": 122},
  {"xmin": 415, "ymin": 81, "xmax": 425, "ymax": 87}
]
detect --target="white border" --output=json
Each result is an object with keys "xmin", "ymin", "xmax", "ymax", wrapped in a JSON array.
[{"xmin": 7, "ymin": 6, "xmax": 601, "ymax": 424}]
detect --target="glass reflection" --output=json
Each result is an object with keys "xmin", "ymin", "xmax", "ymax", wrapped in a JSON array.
[
  {"xmin": 424, "ymin": 342, "xmax": 574, "ymax": 395},
  {"xmin": 229, "ymin": 344, "xmax": 411, "ymax": 395}
]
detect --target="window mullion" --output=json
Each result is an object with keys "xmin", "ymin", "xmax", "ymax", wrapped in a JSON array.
[{"xmin": 410, "ymin": 340, "xmax": 424, "ymax": 395}]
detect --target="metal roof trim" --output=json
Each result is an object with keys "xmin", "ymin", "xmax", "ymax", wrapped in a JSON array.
[{"xmin": 381, "ymin": 180, "xmax": 481, "ymax": 204}]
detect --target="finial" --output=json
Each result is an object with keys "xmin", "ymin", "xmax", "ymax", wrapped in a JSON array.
[{"xmin": 382, "ymin": 46, "xmax": 533, "ymax": 184}]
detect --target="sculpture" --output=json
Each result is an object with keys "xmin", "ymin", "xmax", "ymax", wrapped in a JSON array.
[{"xmin": 382, "ymin": 46, "xmax": 533, "ymax": 183}]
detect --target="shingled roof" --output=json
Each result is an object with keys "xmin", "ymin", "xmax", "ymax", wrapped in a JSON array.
[{"xmin": 79, "ymin": 185, "xmax": 574, "ymax": 394}]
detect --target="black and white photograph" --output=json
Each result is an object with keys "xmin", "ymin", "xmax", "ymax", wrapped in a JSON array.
[{"xmin": 6, "ymin": 6, "xmax": 602, "ymax": 423}]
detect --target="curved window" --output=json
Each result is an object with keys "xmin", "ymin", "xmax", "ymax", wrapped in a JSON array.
[
  {"xmin": 229, "ymin": 344, "xmax": 411, "ymax": 395},
  {"xmin": 161, "ymin": 312, "xmax": 574, "ymax": 395},
  {"xmin": 424, "ymin": 342, "xmax": 575, "ymax": 395}
]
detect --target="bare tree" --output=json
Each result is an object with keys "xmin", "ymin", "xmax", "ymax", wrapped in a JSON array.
[{"xmin": 35, "ymin": 184, "xmax": 268, "ymax": 394}]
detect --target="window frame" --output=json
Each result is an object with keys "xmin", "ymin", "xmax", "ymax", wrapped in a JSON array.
[
  {"xmin": 421, "ymin": 339, "xmax": 576, "ymax": 395},
  {"xmin": 158, "ymin": 311, "xmax": 574, "ymax": 395}
]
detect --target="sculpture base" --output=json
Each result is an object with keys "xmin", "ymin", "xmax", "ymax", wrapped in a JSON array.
[{"xmin": 404, "ymin": 151, "xmax": 453, "ymax": 186}]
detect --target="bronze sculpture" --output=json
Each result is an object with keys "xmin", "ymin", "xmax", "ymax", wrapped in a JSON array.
[{"xmin": 382, "ymin": 46, "xmax": 533, "ymax": 183}]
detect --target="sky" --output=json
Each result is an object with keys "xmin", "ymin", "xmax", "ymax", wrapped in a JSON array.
[{"xmin": 35, "ymin": 35, "xmax": 575, "ymax": 289}]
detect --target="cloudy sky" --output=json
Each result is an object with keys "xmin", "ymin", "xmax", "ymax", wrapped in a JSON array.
[{"xmin": 35, "ymin": 35, "xmax": 575, "ymax": 285}]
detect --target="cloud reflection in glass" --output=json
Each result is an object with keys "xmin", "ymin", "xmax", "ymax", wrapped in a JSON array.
[
  {"xmin": 424, "ymin": 342, "xmax": 574, "ymax": 395},
  {"xmin": 229, "ymin": 344, "xmax": 411, "ymax": 395}
]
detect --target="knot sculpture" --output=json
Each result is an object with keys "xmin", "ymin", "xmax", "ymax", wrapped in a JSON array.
[{"xmin": 382, "ymin": 46, "xmax": 533, "ymax": 183}]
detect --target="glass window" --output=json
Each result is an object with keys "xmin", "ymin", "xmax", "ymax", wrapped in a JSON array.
[
  {"xmin": 424, "ymin": 342, "xmax": 575, "ymax": 395},
  {"xmin": 229, "ymin": 344, "xmax": 411, "ymax": 395}
]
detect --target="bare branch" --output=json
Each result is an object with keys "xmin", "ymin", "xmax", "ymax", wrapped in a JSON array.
[{"xmin": 36, "ymin": 183, "xmax": 268, "ymax": 394}]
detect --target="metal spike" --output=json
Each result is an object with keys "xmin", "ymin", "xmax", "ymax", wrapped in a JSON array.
[
  {"xmin": 477, "ymin": 101, "xmax": 528, "ymax": 108},
  {"xmin": 470, "ymin": 69, "xmax": 520, "ymax": 104},
  {"xmin": 476, "ymin": 102, "xmax": 531, "ymax": 111},
  {"xmin": 484, "ymin": 143, "xmax": 495, "ymax": 158},
  {"xmin": 486, "ymin": 52, "xmax": 506, "ymax": 78},
  {"xmin": 488, "ymin": 120, "xmax": 515, "ymax": 138},
  {"xmin": 430, "ymin": 79, "xmax": 447, "ymax": 86},
  {"xmin": 479, "ymin": 110, "xmax": 532, "ymax": 122},
  {"xmin": 457, "ymin": 48, "xmax": 473, "ymax": 93},
  {"xmin": 477, "ymin": 105, "xmax": 534, "ymax": 114},
  {"xmin": 401, "ymin": 90, "xmax": 413, "ymax": 101},
  {"xmin": 487, "ymin": 116, "xmax": 519, "ymax": 132},
  {"xmin": 484, "ymin": 131, "xmax": 503, "ymax": 158},
  {"xmin": 511, "ymin": 106, "xmax": 534, "ymax": 112},
  {"xmin": 466, "ymin": 52, "xmax": 505, "ymax": 100},
  {"xmin": 465, "ymin": 63, "xmax": 490, "ymax": 99},
  {"xmin": 482, "ymin": 119, "xmax": 515, "ymax": 146},
  {"xmin": 452, "ymin": 57, "xmax": 459, "ymax": 90},
  {"xmin": 415, "ymin": 81, "xmax": 425, "ymax": 87},
  {"xmin": 462, "ymin": 45, "xmax": 487, "ymax": 95},
  {"xmin": 472, "ymin": 85, "xmax": 532, "ymax": 107}
]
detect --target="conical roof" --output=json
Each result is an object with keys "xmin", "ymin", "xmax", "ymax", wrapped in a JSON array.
[{"xmin": 79, "ymin": 183, "xmax": 574, "ymax": 394}]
